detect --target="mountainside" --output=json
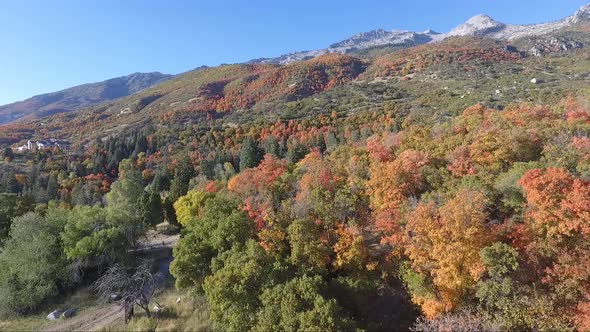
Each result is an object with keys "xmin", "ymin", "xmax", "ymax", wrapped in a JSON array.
[
  {"xmin": 3, "ymin": 3, "xmax": 590, "ymax": 146},
  {"xmin": 0, "ymin": 72, "xmax": 173, "ymax": 125},
  {"xmin": 251, "ymin": 3, "xmax": 590, "ymax": 65},
  {"xmin": 2, "ymin": 33, "xmax": 586, "ymax": 147},
  {"xmin": 2, "ymin": 3, "xmax": 588, "ymax": 129}
]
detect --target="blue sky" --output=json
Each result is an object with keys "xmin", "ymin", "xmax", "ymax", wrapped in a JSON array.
[{"xmin": 0, "ymin": 0, "xmax": 587, "ymax": 105}]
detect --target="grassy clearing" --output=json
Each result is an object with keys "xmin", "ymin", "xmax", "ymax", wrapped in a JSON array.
[
  {"xmin": 104, "ymin": 286, "xmax": 212, "ymax": 332},
  {"xmin": 0, "ymin": 287, "xmax": 99, "ymax": 332}
]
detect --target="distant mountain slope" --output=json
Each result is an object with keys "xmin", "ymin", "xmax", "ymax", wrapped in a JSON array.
[
  {"xmin": 0, "ymin": 54, "xmax": 368, "ymax": 145},
  {"xmin": 250, "ymin": 3, "xmax": 590, "ymax": 65},
  {"xmin": 0, "ymin": 72, "xmax": 173, "ymax": 124}
]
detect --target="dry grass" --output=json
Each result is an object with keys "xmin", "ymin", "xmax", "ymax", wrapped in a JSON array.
[
  {"xmin": 103, "ymin": 287, "xmax": 212, "ymax": 332},
  {"xmin": 0, "ymin": 287, "xmax": 99, "ymax": 332}
]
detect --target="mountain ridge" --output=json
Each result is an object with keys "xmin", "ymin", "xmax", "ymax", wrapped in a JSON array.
[
  {"xmin": 250, "ymin": 3, "xmax": 590, "ymax": 65},
  {"xmin": 0, "ymin": 72, "xmax": 173, "ymax": 125},
  {"xmin": 1, "ymin": 3, "xmax": 589, "ymax": 127}
]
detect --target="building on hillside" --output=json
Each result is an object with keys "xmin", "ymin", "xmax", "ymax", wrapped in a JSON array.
[{"xmin": 14, "ymin": 139, "xmax": 70, "ymax": 152}]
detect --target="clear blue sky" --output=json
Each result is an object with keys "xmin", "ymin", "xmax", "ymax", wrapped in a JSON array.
[{"xmin": 0, "ymin": 0, "xmax": 587, "ymax": 105}]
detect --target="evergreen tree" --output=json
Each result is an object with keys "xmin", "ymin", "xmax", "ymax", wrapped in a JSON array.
[
  {"xmin": 169, "ymin": 157, "xmax": 195, "ymax": 202},
  {"xmin": 2, "ymin": 148, "xmax": 14, "ymax": 162},
  {"xmin": 138, "ymin": 189, "xmax": 164, "ymax": 228},
  {"xmin": 240, "ymin": 137, "xmax": 264, "ymax": 171},
  {"xmin": 46, "ymin": 173, "xmax": 59, "ymax": 201},
  {"xmin": 287, "ymin": 141, "xmax": 309, "ymax": 164},
  {"xmin": 263, "ymin": 136, "xmax": 281, "ymax": 157}
]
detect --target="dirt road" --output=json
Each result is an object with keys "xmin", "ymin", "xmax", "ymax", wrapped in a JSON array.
[{"xmin": 42, "ymin": 303, "xmax": 123, "ymax": 332}]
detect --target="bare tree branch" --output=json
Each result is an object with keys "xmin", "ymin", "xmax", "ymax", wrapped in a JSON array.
[{"xmin": 92, "ymin": 261, "xmax": 157, "ymax": 321}]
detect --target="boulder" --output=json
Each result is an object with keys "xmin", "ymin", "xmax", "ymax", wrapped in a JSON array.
[
  {"xmin": 109, "ymin": 293, "xmax": 122, "ymax": 302},
  {"xmin": 47, "ymin": 310, "xmax": 63, "ymax": 320},
  {"xmin": 62, "ymin": 308, "xmax": 77, "ymax": 319}
]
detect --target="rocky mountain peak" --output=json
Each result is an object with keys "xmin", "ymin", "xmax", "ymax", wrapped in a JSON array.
[
  {"xmin": 570, "ymin": 3, "xmax": 590, "ymax": 23},
  {"xmin": 449, "ymin": 14, "xmax": 506, "ymax": 37}
]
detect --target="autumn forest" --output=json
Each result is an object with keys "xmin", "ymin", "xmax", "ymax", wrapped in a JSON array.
[{"xmin": 1, "ymin": 8, "xmax": 590, "ymax": 332}]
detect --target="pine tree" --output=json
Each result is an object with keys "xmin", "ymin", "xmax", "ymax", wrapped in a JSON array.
[{"xmin": 239, "ymin": 137, "xmax": 263, "ymax": 171}]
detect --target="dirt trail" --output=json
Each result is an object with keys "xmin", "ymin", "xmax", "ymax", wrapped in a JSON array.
[
  {"xmin": 43, "ymin": 304, "xmax": 122, "ymax": 332},
  {"xmin": 41, "ymin": 232, "xmax": 179, "ymax": 332}
]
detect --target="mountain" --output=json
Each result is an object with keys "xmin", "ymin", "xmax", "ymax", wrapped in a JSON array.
[
  {"xmin": 2, "ymin": 3, "xmax": 589, "ymax": 128},
  {"xmin": 249, "ymin": 29, "xmax": 443, "ymax": 65},
  {"xmin": 0, "ymin": 72, "xmax": 173, "ymax": 125},
  {"xmin": 250, "ymin": 3, "xmax": 590, "ymax": 65},
  {"xmin": 3, "ymin": 3, "xmax": 590, "ymax": 146},
  {"xmin": 447, "ymin": 4, "xmax": 590, "ymax": 40}
]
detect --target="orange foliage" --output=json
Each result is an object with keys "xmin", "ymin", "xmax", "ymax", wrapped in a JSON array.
[
  {"xmin": 404, "ymin": 191, "xmax": 491, "ymax": 318},
  {"xmin": 447, "ymin": 145, "xmax": 477, "ymax": 177},
  {"xmin": 367, "ymin": 149, "xmax": 431, "ymax": 211},
  {"xmin": 562, "ymin": 95, "xmax": 590, "ymax": 124},
  {"xmin": 189, "ymin": 54, "xmax": 365, "ymax": 113},
  {"xmin": 519, "ymin": 168, "xmax": 590, "ymax": 238},
  {"xmin": 228, "ymin": 154, "xmax": 288, "ymax": 231},
  {"xmin": 368, "ymin": 37, "xmax": 521, "ymax": 78},
  {"xmin": 333, "ymin": 225, "xmax": 369, "ymax": 271},
  {"xmin": 366, "ymin": 149, "xmax": 431, "ymax": 257}
]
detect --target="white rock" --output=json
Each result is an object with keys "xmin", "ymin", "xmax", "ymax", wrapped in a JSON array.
[{"xmin": 47, "ymin": 310, "xmax": 62, "ymax": 320}]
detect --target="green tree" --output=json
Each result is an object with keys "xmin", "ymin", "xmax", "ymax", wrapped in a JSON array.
[
  {"xmin": 172, "ymin": 189, "xmax": 214, "ymax": 227},
  {"xmin": 46, "ymin": 173, "xmax": 59, "ymax": 200},
  {"xmin": 2, "ymin": 147, "xmax": 14, "ymax": 162},
  {"xmin": 138, "ymin": 189, "xmax": 164, "ymax": 228},
  {"xmin": 0, "ymin": 193, "xmax": 34, "ymax": 242},
  {"xmin": 475, "ymin": 242, "xmax": 569, "ymax": 330},
  {"xmin": 169, "ymin": 157, "xmax": 195, "ymax": 202},
  {"xmin": 203, "ymin": 240, "xmax": 285, "ymax": 332},
  {"xmin": 0, "ymin": 170, "xmax": 20, "ymax": 193},
  {"xmin": 254, "ymin": 275, "xmax": 356, "ymax": 332},
  {"xmin": 106, "ymin": 159, "xmax": 145, "ymax": 244},
  {"xmin": 287, "ymin": 141, "xmax": 309, "ymax": 164},
  {"xmin": 0, "ymin": 213, "xmax": 70, "ymax": 316},
  {"xmin": 54, "ymin": 205, "xmax": 127, "ymax": 263},
  {"xmin": 170, "ymin": 193, "xmax": 254, "ymax": 289},
  {"xmin": 288, "ymin": 218, "xmax": 331, "ymax": 275},
  {"xmin": 263, "ymin": 136, "xmax": 281, "ymax": 157},
  {"xmin": 240, "ymin": 137, "xmax": 264, "ymax": 171}
]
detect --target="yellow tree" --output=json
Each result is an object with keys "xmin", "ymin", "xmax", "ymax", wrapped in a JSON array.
[
  {"xmin": 366, "ymin": 149, "xmax": 431, "ymax": 255},
  {"xmin": 404, "ymin": 190, "xmax": 492, "ymax": 318}
]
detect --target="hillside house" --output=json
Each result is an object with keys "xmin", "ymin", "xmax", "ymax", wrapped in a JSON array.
[{"xmin": 14, "ymin": 139, "xmax": 70, "ymax": 152}]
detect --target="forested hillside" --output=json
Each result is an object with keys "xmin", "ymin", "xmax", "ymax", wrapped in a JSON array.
[{"xmin": 1, "ymin": 16, "xmax": 590, "ymax": 332}]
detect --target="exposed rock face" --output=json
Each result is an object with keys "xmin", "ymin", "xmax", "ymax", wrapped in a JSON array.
[
  {"xmin": 250, "ymin": 3, "xmax": 590, "ymax": 65},
  {"xmin": 570, "ymin": 4, "xmax": 590, "ymax": 24},
  {"xmin": 527, "ymin": 37, "xmax": 585, "ymax": 56}
]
